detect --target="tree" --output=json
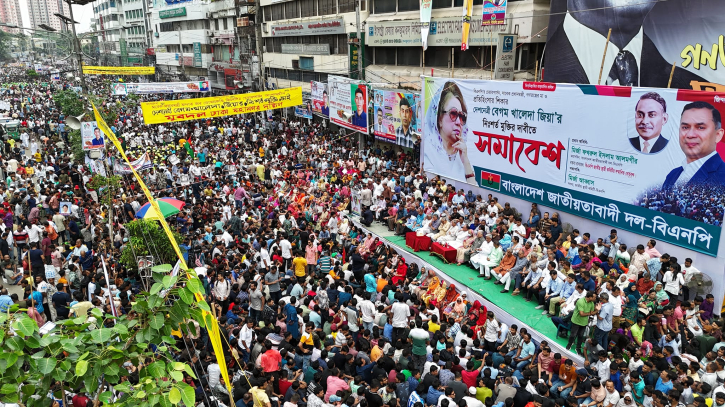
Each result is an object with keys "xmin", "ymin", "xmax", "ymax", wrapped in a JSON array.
[
  {"xmin": 55, "ymin": 90, "xmax": 85, "ymax": 117},
  {"xmin": 86, "ymin": 174, "xmax": 123, "ymax": 206},
  {"xmin": 26, "ymin": 69, "xmax": 39, "ymax": 79},
  {"xmin": 120, "ymin": 220, "xmax": 185, "ymax": 272},
  {"xmin": 68, "ymin": 129, "xmax": 84, "ymax": 164},
  {"xmin": 0, "ymin": 31, "xmax": 11, "ymax": 61},
  {"xmin": 0, "ymin": 268, "xmax": 209, "ymax": 407}
]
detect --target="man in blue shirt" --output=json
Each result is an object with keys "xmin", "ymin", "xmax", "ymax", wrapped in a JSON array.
[
  {"xmin": 512, "ymin": 332, "xmax": 535, "ymax": 372},
  {"xmin": 594, "ymin": 292, "xmax": 613, "ymax": 350},
  {"xmin": 547, "ymin": 273, "xmax": 576, "ymax": 316},
  {"xmin": 352, "ymin": 87, "xmax": 367, "ymax": 129}
]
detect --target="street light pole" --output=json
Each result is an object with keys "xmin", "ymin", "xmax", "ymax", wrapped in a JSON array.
[{"xmin": 64, "ymin": 1, "xmax": 88, "ymax": 92}]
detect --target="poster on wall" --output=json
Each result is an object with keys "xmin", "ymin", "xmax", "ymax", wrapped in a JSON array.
[
  {"xmin": 351, "ymin": 189, "xmax": 362, "ymax": 217},
  {"xmin": 372, "ymin": 89, "xmax": 420, "ymax": 147},
  {"xmin": 295, "ymin": 101, "xmax": 313, "ymax": 119},
  {"xmin": 544, "ymin": 0, "xmax": 725, "ymax": 90},
  {"xmin": 422, "ymin": 77, "xmax": 725, "ymax": 256},
  {"xmin": 80, "ymin": 121, "xmax": 107, "ymax": 176},
  {"xmin": 328, "ymin": 75, "xmax": 368, "ymax": 133},
  {"xmin": 482, "ymin": 0, "xmax": 506, "ymax": 26},
  {"xmin": 310, "ymin": 81, "xmax": 329, "ymax": 117}
]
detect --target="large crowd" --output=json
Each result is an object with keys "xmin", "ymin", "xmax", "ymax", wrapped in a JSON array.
[{"xmin": 0, "ymin": 65, "xmax": 723, "ymax": 407}]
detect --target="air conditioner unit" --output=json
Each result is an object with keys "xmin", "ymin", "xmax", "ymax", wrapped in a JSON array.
[
  {"xmin": 206, "ymin": 12, "xmax": 212, "ymax": 18},
  {"xmin": 262, "ymin": 23, "xmax": 268, "ymax": 33},
  {"xmin": 206, "ymin": 30, "xmax": 213, "ymax": 36},
  {"xmin": 262, "ymin": 45, "xmax": 267, "ymax": 52}
]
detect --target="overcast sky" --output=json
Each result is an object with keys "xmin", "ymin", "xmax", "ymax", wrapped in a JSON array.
[{"xmin": 18, "ymin": 0, "xmax": 94, "ymax": 33}]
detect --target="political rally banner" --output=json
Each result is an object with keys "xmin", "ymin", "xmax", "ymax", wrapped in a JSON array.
[
  {"xmin": 113, "ymin": 153, "xmax": 154, "ymax": 174},
  {"xmin": 420, "ymin": 0, "xmax": 433, "ymax": 50},
  {"xmin": 80, "ymin": 121, "xmax": 106, "ymax": 151},
  {"xmin": 295, "ymin": 102, "xmax": 313, "ymax": 119},
  {"xmin": 112, "ymin": 81, "xmax": 211, "ymax": 95},
  {"xmin": 310, "ymin": 81, "xmax": 329, "ymax": 117},
  {"xmin": 544, "ymin": 0, "xmax": 725, "ymax": 90},
  {"xmin": 372, "ymin": 89, "xmax": 420, "ymax": 147},
  {"xmin": 461, "ymin": 0, "xmax": 474, "ymax": 50},
  {"xmin": 140, "ymin": 87, "xmax": 303, "ymax": 125},
  {"xmin": 482, "ymin": 0, "xmax": 506, "ymax": 26},
  {"xmin": 421, "ymin": 77, "xmax": 725, "ymax": 255},
  {"xmin": 82, "ymin": 66, "xmax": 155, "ymax": 75},
  {"xmin": 351, "ymin": 189, "xmax": 362, "ymax": 217},
  {"xmin": 328, "ymin": 76, "xmax": 368, "ymax": 133}
]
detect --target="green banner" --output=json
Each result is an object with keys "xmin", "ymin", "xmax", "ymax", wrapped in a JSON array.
[
  {"xmin": 348, "ymin": 32, "xmax": 365, "ymax": 80},
  {"xmin": 159, "ymin": 7, "xmax": 186, "ymax": 19},
  {"xmin": 193, "ymin": 42, "xmax": 202, "ymax": 68},
  {"xmin": 120, "ymin": 38, "xmax": 128, "ymax": 66}
]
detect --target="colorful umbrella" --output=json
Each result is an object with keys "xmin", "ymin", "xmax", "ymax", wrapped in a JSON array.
[{"xmin": 135, "ymin": 197, "xmax": 186, "ymax": 221}]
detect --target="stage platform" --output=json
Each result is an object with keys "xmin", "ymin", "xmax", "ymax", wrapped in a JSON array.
[{"xmin": 356, "ymin": 221, "xmax": 578, "ymax": 357}]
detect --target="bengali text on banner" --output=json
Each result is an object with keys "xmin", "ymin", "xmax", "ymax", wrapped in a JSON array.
[
  {"xmin": 82, "ymin": 66, "xmax": 156, "ymax": 75},
  {"xmin": 140, "ymin": 87, "xmax": 303, "ymax": 124},
  {"xmin": 422, "ymin": 77, "xmax": 725, "ymax": 256}
]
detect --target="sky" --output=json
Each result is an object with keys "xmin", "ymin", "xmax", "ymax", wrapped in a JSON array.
[{"xmin": 18, "ymin": 0, "xmax": 94, "ymax": 34}]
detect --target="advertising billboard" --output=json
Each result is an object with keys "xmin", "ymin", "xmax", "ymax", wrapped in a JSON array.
[
  {"xmin": 544, "ymin": 0, "xmax": 725, "ymax": 90},
  {"xmin": 328, "ymin": 76, "xmax": 368, "ymax": 133},
  {"xmin": 372, "ymin": 89, "xmax": 421, "ymax": 147},
  {"xmin": 310, "ymin": 81, "xmax": 329, "ymax": 117},
  {"xmin": 422, "ymin": 77, "xmax": 725, "ymax": 255}
]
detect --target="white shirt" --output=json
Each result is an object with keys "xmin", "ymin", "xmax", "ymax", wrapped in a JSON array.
[
  {"xmin": 638, "ymin": 135, "xmax": 663, "ymax": 153},
  {"xmin": 280, "ymin": 239, "xmax": 292, "ymax": 259},
  {"xmin": 676, "ymin": 151, "xmax": 718, "ymax": 185},
  {"xmin": 260, "ymin": 248, "xmax": 271, "ymax": 268},
  {"xmin": 391, "ymin": 302, "xmax": 410, "ymax": 328},
  {"xmin": 358, "ymin": 299, "xmax": 376, "ymax": 323}
]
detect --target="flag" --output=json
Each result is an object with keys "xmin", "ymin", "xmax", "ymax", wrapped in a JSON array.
[{"xmin": 479, "ymin": 170, "xmax": 501, "ymax": 190}]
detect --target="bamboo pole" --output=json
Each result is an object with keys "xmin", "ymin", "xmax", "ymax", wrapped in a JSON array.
[
  {"xmin": 534, "ymin": 60, "xmax": 539, "ymax": 82},
  {"xmin": 667, "ymin": 62, "xmax": 676, "ymax": 88},
  {"xmin": 597, "ymin": 28, "xmax": 612, "ymax": 85}
]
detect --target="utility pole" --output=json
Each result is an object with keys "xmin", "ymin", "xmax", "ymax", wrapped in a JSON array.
[
  {"xmin": 254, "ymin": 15, "xmax": 264, "ymax": 91},
  {"xmin": 65, "ymin": 0, "xmax": 88, "ymax": 92},
  {"xmin": 178, "ymin": 26, "xmax": 186, "ymax": 80},
  {"xmin": 355, "ymin": 0, "xmax": 362, "ymax": 80}
]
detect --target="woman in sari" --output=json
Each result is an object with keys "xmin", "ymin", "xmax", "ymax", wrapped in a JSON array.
[
  {"xmin": 622, "ymin": 282, "xmax": 641, "ymax": 324},
  {"xmin": 455, "ymin": 230, "xmax": 476, "ymax": 265},
  {"xmin": 392, "ymin": 258, "xmax": 408, "ymax": 285},
  {"xmin": 359, "ymin": 234, "xmax": 376, "ymax": 257},
  {"xmin": 429, "ymin": 280, "xmax": 448, "ymax": 308},
  {"xmin": 440, "ymin": 284, "xmax": 459, "ymax": 312},
  {"xmin": 654, "ymin": 281, "xmax": 670, "ymax": 306},
  {"xmin": 445, "ymin": 295, "xmax": 467, "ymax": 320},
  {"xmin": 420, "ymin": 275, "xmax": 441, "ymax": 302},
  {"xmin": 466, "ymin": 300, "xmax": 487, "ymax": 327}
]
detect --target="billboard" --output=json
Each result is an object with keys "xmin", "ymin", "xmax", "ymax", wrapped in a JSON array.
[
  {"xmin": 372, "ymin": 89, "xmax": 421, "ymax": 147},
  {"xmin": 295, "ymin": 101, "xmax": 313, "ymax": 119},
  {"xmin": 482, "ymin": 0, "xmax": 507, "ymax": 26},
  {"xmin": 328, "ymin": 76, "xmax": 368, "ymax": 133},
  {"xmin": 310, "ymin": 81, "xmax": 329, "ymax": 117},
  {"xmin": 112, "ymin": 81, "xmax": 211, "ymax": 95},
  {"xmin": 422, "ymin": 77, "xmax": 725, "ymax": 256},
  {"xmin": 270, "ymin": 19, "xmax": 345, "ymax": 37},
  {"xmin": 544, "ymin": 0, "xmax": 725, "ymax": 90},
  {"xmin": 80, "ymin": 121, "xmax": 107, "ymax": 176}
]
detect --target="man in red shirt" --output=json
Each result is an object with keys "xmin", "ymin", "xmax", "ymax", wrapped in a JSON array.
[
  {"xmin": 259, "ymin": 340, "xmax": 282, "ymax": 373},
  {"xmin": 460, "ymin": 360, "xmax": 482, "ymax": 389},
  {"xmin": 72, "ymin": 392, "xmax": 90, "ymax": 407}
]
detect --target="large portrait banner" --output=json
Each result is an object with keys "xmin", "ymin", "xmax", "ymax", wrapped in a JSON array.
[{"xmin": 422, "ymin": 77, "xmax": 725, "ymax": 255}]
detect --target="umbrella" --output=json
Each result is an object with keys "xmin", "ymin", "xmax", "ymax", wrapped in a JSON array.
[{"xmin": 135, "ymin": 197, "xmax": 186, "ymax": 220}]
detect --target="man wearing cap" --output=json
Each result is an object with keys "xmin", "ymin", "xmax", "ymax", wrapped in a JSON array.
[{"xmin": 463, "ymin": 387, "xmax": 485, "ymax": 407}]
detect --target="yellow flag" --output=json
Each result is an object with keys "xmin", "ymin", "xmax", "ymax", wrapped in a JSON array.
[{"xmin": 91, "ymin": 102, "xmax": 233, "ymax": 397}]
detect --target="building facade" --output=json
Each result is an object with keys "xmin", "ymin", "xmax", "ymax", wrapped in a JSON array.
[
  {"xmin": 260, "ymin": 0, "xmax": 548, "ymax": 92},
  {"xmin": 26, "ymin": 0, "xmax": 71, "ymax": 32},
  {"xmin": 0, "ymin": 0, "xmax": 23, "ymax": 34},
  {"xmin": 90, "ymin": 0, "xmax": 153, "ymax": 67}
]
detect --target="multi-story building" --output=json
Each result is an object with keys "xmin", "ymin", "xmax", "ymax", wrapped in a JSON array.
[
  {"xmin": 260, "ymin": 0, "xmax": 365, "ymax": 92},
  {"xmin": 0, "ymin": 0, "xmax": 23, "ymax": 34},
  {"xmin": 90, "ymin": 0, "xmax": 153, "ymax": 67},
  {"xmin": 260, "ymin": 0, "xmax": 549, "ymax": 92},
  {"xmin": 26, "ymin": 0, "xmax": 71, "ymax": 32}
]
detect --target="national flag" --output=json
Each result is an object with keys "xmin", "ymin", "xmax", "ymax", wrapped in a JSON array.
[{"xmin": 479, "ymin": 170, "xmax": 501, "ymax": 190}]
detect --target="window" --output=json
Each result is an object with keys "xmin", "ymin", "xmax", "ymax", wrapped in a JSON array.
[
  {"xmin": 425, "ymin": 47, "xmax": 450, "ymax": 67},
  {"xmin": 398, "ymin": 47, "xmax": 421, "ymax": 66},
  {"xmin": 318, "ymin": 0, "xmax": 336, "ymax": 16},
  {"xmin": 373, "ymin": 0, "xmax": 394, "ymax": 13},
  {"xmin": 336, "ymin": 34, "xmax": 347, "ymax": 53},
  {"xmin": 272, "ymin": 37, "xmax": 283, "ymax": 53},
  {"xmin": 432, "ymin": 0, "xmax": 451, "ymax": 8},
  {"xmin": 301, "ymin": 36, "xmax": 314, "ymax": 44},
  {"xmin": 271, "ymin": 4, "xmax": 284, "ymax": 20},
  {"xmin": 263, "ymin": 6, "xmax": 271, "ymax": 21},
  {"xmin": 375, "ymin": 48, "xmax": 395, "ymax": 65},
  {"xmin": 302, "ymin": 71, "xmax": 316, "ymax": 82},
  {"xmin": 285, "ymin": 1, "xmax": 298, "ymax": 19},
  {"xmin": 339, "ymin": 0, "xmax": 355, "ymax": 13},
  {"xmin": 300, "ymin": 56, "xmax": 314, "ymax": 70},
  {"xmin": 288, "ymin": 70, "xmax": 301, "ymax": 81},
  {"xmin": 215, "ymin": 19, "xmax": 219, "ymax": 30},
  {"xmin": 454, "ymin": 46, "xmax": 480, "ymax": 68},
  {"xmin": 300, "ymin": 0, "xmax": 315, "ymax": 17},
  {"xmin": 398, "ymin": 0, "xmax": 418, "ymax": 12},
  {"xmin": 319, "ymin": 35, "xmax": 336, "ymax": 54},
  {"xmin": 223, "ymin": 17, "xmax": 228, "ymax": 29}
]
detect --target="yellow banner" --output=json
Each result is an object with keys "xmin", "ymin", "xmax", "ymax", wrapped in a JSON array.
[
  {"xmin": 140, "ymin": 87, "xmax": 303, "ymax": 124},
  {"xmin": 83, "ymin": 66, "xmax": 155, "ymax": 75},
  {"xmin": 91, "ymin": 102, "xmax": 233, "ymax": 398}
]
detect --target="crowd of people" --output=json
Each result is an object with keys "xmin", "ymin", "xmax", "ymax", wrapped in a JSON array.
[
  {"xmin": 634, "ymin": 185, "xmax": 724, "ymax": 226},
  {"xmin": 0, "ymin": 65, "xmax": 724, "ymax": 407}
]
